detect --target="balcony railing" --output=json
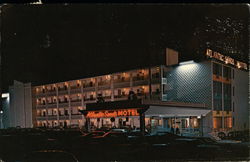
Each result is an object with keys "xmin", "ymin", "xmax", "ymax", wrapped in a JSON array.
[
  {"xmin": 82, "ymin": 86, "xmax": 95, "ymax": 92},
  {"xmin": 132, "ymin": 75, "xmax": 149, "ymax": 81},
  {"xmin": 58, "ymin": 90, "xmax": 68, "ymax": 95},
  {"xmin": 59, "ymin": 115, "xmax": 69, "ymax": 120},
  {"xmin": 36, "ymin": 104, "xmax": 46, "ymax": 109},
  {"xmin": 70, "ymin": 88, "xmax": 81, "ymax": 94},
  {"xmin": 97, "ymin": 82, "xmax": 110, "ymax": 90},
  {"xmin": 71, "ymin": 114, "xmax": 82, "ymax": 119},
  {"xmin": 83, "ymin": 82, "xmax": 95, "ymax": 88},
  {"xmin": 84, "ymin": 97, "xmax": 96, "ymax": 101},
  {"xmin": 47, "ymin": 103, "xmax": 57, "ymax": 108},
  {"xmin": 46, "ymin": 91, "xmax": 56, "ymax": 96},
  {"xmin": 35, "ymin": 93, "xmax": 46, "ymax": 97},
  {"xmin": 58, "ymin": 102, "xmax": 69, "ymax": 107},
  {"xmin": 47, "ymin": 115, "xmax": 57, "ymax": 120},
  {"xmin": 113, "ymin": 81, "xmax": 130, "ymax": 88},
  {"xmin": 70, "ymin": 100, "xmax": 82, "ymax": 106},
  {"xmin": 133, "ymin": 79, "xmax": 149, "ymax": 86},
  {"xmin": 151, "ymin": 78, "xmax": 160, "ymax": 84},
  {"xmin": 113, "ymin": 95, "xmax": 128, "ymax": 101},
  {"xmin": 36, "ymin": 116, "xmax": 47, "ymax": 120},
  {"xmin": 113, "ymin": 78, "xmax": 130, "ymax": 83}
]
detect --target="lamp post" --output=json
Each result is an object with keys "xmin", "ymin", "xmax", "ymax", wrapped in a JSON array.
[{"xmin": 0, "ymin": 110, "xmax": 3, "ymax": 129}]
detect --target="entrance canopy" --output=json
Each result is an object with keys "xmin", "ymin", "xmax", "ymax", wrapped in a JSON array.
[{"xmin": 145, "ymin": 106, "xmax": 211, "ymax": 117}]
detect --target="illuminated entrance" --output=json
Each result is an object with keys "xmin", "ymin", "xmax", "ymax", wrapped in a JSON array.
[{"xmin": 81, "ymin": 100, "xmax": 148, "ymax": 133}]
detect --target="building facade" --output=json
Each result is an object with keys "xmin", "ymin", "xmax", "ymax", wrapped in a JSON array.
[{"xmin": 3, "ymin": 48, "xmax": 248, "ymax": 136}]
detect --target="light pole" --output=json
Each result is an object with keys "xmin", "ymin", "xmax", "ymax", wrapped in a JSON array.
[{"xmin": 0, "ymin": 110, "xmax": 3, "ymax": 129}]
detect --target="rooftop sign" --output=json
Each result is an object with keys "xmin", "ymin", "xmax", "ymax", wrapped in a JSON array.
[{"xmin": 206, "ymin": 49, "xmax": 248, "ymax": 70}]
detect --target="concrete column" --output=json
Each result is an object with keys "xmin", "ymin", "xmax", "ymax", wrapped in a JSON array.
[
  {"xmin": 139, "ymin": 110, "xmax": 146, "ymax": 136},
  {"xmin": 95, "ymin": 78, "xmax": 98, "ymax": 100},
  {"xmin": 80, "ymin": 80, "xmax": 84, "ymax": 108},
  {"xmin": 68, "ymin": 83, "xmax": 71, "ymax": 126},
  {"xmin": 200, "ymin": 115, "xmax": 204, "ymax": 136},
  {"xmin": 148, "ymin": 67, "xmax": 152, "ymax": 100},
  {"xmin": 222, "ymin": 67, "xmax": 224, "ymax": 131},
  {"xmin": 129, "ymin": 72, "xmax": 133, "ymax": 88},
  {"xmin": 111, "ymin": 74, "xmax": 114, "ymax": 101},
  {"xmin": 45, "ymin": 89, "xmax": 48, "ymax": 126},
  {"xmin": 56, "ymin": 85, "xmax": 59, "ymax": 126}
]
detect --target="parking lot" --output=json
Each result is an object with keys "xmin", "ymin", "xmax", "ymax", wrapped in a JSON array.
[{"xmin": 0, "ymin": 128, "xmax": 249, "ymax": 161}]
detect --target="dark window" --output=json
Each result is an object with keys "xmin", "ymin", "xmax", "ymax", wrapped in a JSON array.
[
  {"xmin": 223, "ymin": 66, "xmax": 231, "ymax": 80},
  {"xmin": 213, "ymin": 81, "xmax": 222, "ymax": 110},
  {"xmin": 65, "ymin": 110, "xmax": 68, "ymax": 116},
  {"xmin": 233, "ymin": 102, "xmax": 234, "ymax": 112},
  {"xmin": 223, "ymin": 83, "xmax": 231, "ymax": 111},
  {"xmin": 233, "ymin": 86, "xmax": 235, "ymax": 96},
  {"xmin": 213, "ymin": 63, "xmax": 222, "ymax": 76}
]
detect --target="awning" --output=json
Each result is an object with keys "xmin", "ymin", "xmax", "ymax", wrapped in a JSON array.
[{"xmin": 145, "ymin": 105, "xmax": 211, "ymax": 117}]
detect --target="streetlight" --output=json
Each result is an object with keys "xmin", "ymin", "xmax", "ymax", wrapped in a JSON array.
[{"xmin": 0, "ymin": 110, "xmax": 3, "ymax": 129}]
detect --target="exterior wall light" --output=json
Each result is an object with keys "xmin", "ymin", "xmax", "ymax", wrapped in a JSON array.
[{"xmin": 179, "ymin": 60, "xmax": 195, "ymax": 65}]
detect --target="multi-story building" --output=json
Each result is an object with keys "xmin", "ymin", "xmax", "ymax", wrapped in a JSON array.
[{"xmin": 3, "ymin": 48, "xmax": 248, "ymax": 136}]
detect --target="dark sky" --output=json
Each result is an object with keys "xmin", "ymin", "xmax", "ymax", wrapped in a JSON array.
[{"xmin": 1, "ymin": 4, "xmax": 249, "ymax": 92}]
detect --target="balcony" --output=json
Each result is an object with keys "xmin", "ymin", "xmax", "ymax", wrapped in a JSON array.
[
  {"xmin": 58, "ymin": 89, "xmax": 68, "ymax": 95},
  {"xmin": 35, "ymin": 92, "xmax": 46, "ymax": 98},
  {"xmin": 114, "ymin": 95, "xmax": 128, "ymax": 101},
  {"xmin": 36, "ymin": 104, "xmax": 46, "ymax": 109},
  {"xmin": 113, "ymin": 81, "xmax": 130, "ymax": 88},
  {"xmin": 59, "ymin": 115, "xmax": 69, "ymax": 120},
  {"xmin": 58, "ymin": 102, "xmax": 69, "ymax": 108},
  {"xmin": 70, "ymin": 88, "xmax": 81, "ymax": 94},
  {"xmin": 47, "ymin": 115, "xmax": 57, "ymax": 120},
  {"xmin": 97, "ymin": 81, "xmax": 111, "ymax": 90},
  {"xmin": 71, "ymin": 114, "xmax": 82, "ymax": 120},
  {"xmin": 46, "ymin": 90, "xmax": 57, "ymax": 96},
  {"xmin": 70, "ymin": 100, "xmax": 82, "ymax": 106},
  {"xmin": 132, "ymin": 76, "xmax": 149, "ymax": 86},
  {"xmin": 47, "ymin": 103, "xmax": 57, "ymax": 108},
  {"xmin": 36, "ymin": 116, "xmax": 47, "ymax": 120},
  {"xmin": 83, "ymin": 82, "xmax": 95, "ymax": 88},
  {"xmin": 151, "ymin": 77, "xmax": 161, "ymax": 84},
  {"xmin": 82, "ymin": 84, "xmax": 95, "ymax": 92},
  {"xmin": 102, "ymin": 96, "xmax": 112, "ymax": 102}
]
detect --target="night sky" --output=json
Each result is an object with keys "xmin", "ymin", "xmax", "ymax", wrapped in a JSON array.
[{"xmin": 1, "ymin": 4, "xmax": 249, "ymax": 92}]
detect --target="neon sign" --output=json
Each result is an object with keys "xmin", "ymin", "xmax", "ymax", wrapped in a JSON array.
[
  {"xmin": 206, "ymin": 49, "xmax": 248, "ymax": 70},
  {"xmin": 86, "ymin": 109, "xmax": 140, "ymax": 118}
]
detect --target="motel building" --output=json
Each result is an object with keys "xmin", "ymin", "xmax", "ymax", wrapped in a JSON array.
[{"xmin": 2, "ymin": 48, "xmax": 248, "ymax": 137}]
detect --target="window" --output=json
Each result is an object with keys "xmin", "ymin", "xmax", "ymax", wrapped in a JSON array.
[
  {"xmin": 213, "ymin": 117, "xmax": 222, "ymax": 129},
  {"xmin": 224, "ymin": 117, "xmax": 232, "ymax": 128},
  {"xmin": 233, "ymin": 86, "xmax": 235, "ymax": 96},
  {"xmin": 223, "ymin": 66, "xmax": 231, "ymax": 80},
  {"xmin": 213, "ymin": 63, "xmax": 222, "ymax": 76},
  {"xmin": 213, "ymin": 81, "xmax": 222, "ymax": 110},
  {"xmin": 223, "ymin": 83, "xmax": 231, "ymax": 111}
]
